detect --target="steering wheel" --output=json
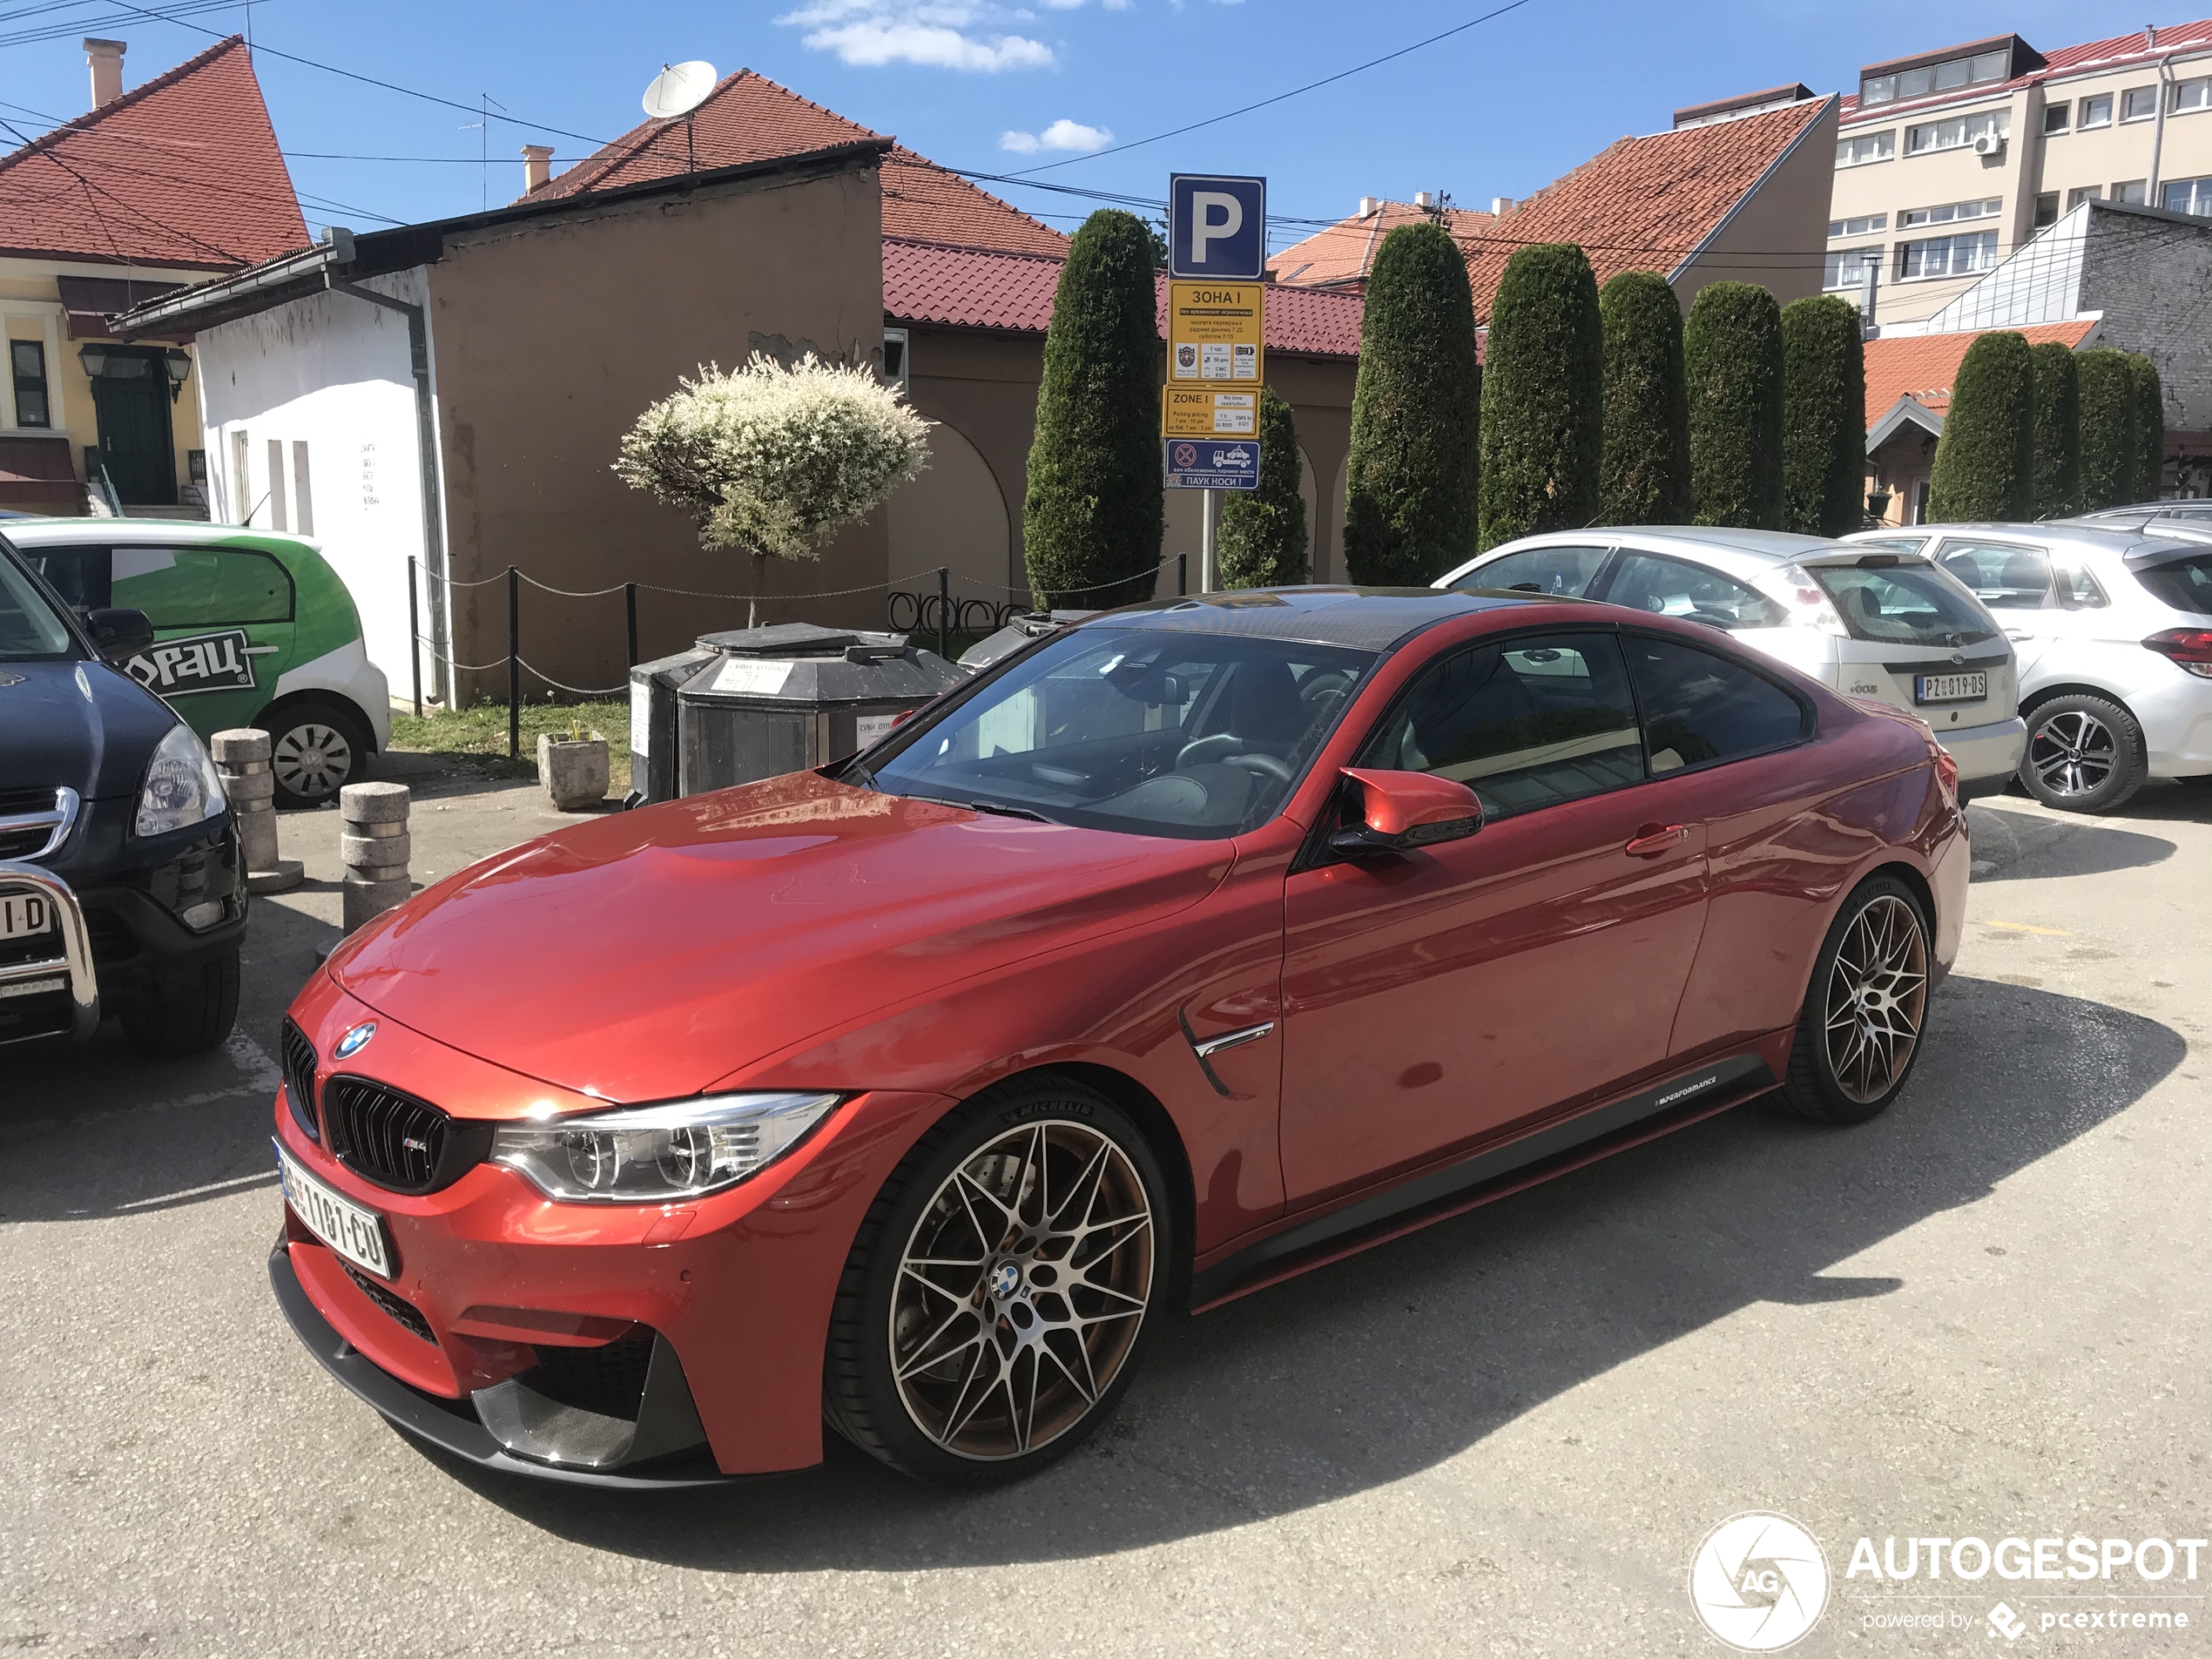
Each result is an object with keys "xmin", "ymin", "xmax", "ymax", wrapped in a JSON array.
[
  {"xmin": 1177, "ymin": 733, "xmax": 1245, "ymax": 770},
  {"xmin": 1225, "ymin": 752, "xmax": 1292, "ymax": 784},
  {"xmin": 1685, "ymin": 607, "xmax": 1738, "ymax": 631}
]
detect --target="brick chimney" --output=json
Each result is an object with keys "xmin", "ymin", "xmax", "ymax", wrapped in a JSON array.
[
  {"xmin": 521, "ymin": 145, "xmax": 555, "ymax": 193},
  {"xmin": 85, "ymin": 37, "xmax": 125, "ymax": 109}
]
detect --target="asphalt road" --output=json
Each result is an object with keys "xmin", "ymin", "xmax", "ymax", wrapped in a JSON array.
[{"xmin": 3, "ymin": 769, "xmax": 2207, "ymax": 1658}]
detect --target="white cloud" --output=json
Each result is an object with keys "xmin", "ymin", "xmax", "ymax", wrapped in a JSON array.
[
  {"xmin": 777, "ymin": 3, "xmax": 1055, "ymax": 70},
  {"xmin": 1000, "ymin": 118, "xmax": 1114, "ymax": 152},
  {"xmin": 1103, "ymin": 0, "xmax": 1132, "ymax": 8}
]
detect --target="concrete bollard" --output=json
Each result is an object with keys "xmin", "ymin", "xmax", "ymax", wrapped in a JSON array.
[
  {"xmin": 340, "ymin": 781, "xmax": 412, "ymax": 932},
  {"xmin": 211, "ymin": 728, "xmax": 302, "ymax": 894}
]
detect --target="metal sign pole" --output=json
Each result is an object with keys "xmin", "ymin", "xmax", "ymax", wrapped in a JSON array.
[{"xmin": 1201, "ymin": 489, "xmax": 1218, "ymax": 592}]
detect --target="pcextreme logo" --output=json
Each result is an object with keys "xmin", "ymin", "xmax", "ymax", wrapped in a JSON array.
[{"xmin": 1689, "ymin": 1512, "xmax": 1832, "ymax": 1652}]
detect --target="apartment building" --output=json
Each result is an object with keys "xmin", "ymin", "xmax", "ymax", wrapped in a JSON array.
[{"xmin": 1827, "ymin": 19, "xmax": 2212, "ymax": 325}]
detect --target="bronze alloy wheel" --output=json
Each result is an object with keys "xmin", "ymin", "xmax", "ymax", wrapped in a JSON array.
[
  {"xmin": 1822, "ymin": 893, "xmax": 1928, "ymax": 1105},
  {"xmin": 888, "ymin": 1120, "xmax": 1155, "ymax": 1461}
]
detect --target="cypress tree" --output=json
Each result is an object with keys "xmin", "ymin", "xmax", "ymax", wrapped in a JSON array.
[
  {"xmin": 1217, "ymin": 388, "xmax": 1309, "ymax": 587},
  {"xmin": 2027, "ymin": 341, "xmax": 2080, "ymax": 521},
  {"xmin": 1023, "ymin": 209, "xmax": 1163, "ymax": 608},
  {"xmin": 1479, "ymin": 242, "xmax": 1604, "ymax": 547},
  {"xmin": 1928, "ymin": 331, "xmax": 2034, "ymax": 522},
  {"xmin": 2075, "ymin": 348, "xmax": 2140, "ymax": 512},
  {"xmin": 1780, "ymin": 294, "xmax": 1867, "ymax": 537},
  {"xmin": 1683, "ymin": 281, "xmax": 1784, "ymax": 529},
  {"xmin": 1597, "ymin": 271, "xmax": 1689, "ymax": 525},
  {"xmin": 1342, "ymin": 221, "xmax": 1482, "ymax": 584},
  {"xmin": 2130, "ymin": 354, "xmax": 2166, "ymax": 500}
]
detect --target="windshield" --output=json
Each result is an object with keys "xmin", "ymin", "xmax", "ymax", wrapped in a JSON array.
[
  {"xmin": 2134, "ymin": 553, "xmax": 2212, "ymax": 616},
  {"xmin": 860, "ymin": 625, "xmax": 1375, "ymax": 840},
  {"xmin": 1805, "ymin": 562, "xmax": 1997, "ymax": 647},
  {"xmin": 0, "ymin": 545, "xmax": 76, "ymax": 662}
]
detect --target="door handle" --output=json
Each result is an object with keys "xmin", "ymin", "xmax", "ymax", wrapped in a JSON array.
[{"xmin": 1625, "ymin": 822, "xmax": 1689, "ymax": 857}]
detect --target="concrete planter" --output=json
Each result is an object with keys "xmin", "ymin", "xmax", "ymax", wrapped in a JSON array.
[{"xmin": 537, "ymin": 732, "xmax": 610, "ymax": 811}]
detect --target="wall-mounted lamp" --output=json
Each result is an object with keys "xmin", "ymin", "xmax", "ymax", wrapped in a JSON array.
[
  {"xmin": 77, "ymin": 343, "xmax": 110, "ymax": 378},
  {"xmin": 164, "ymin": 347, "xmax": 191, "ymax": 402}
]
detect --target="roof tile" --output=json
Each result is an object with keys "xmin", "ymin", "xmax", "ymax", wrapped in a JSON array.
[
  {"xmin": 1864, "ymin": 320, "xmax": 2098, "ymax": 419},
  {"xmin": 1841, "ymin": 17, "xmax": 2212, "ymax": 119}
]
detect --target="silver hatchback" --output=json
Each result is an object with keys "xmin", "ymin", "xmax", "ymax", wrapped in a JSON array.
[{"xmin": 1435, "ymin": 527, "xmax": 2026, "ymax": 798}]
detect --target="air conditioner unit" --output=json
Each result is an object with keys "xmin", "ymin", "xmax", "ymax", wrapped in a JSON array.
[{"xmin": 1973, "ymin": 132, "xmax": 2006, "ymax": 157}]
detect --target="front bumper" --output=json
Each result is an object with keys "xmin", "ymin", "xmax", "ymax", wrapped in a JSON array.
[
  {"xmin": 1934, "ymin": 715, "xmax": 2027, "ymax": 799},
  {"xmin": 0, "ymin": 860, "xmax": 99, "ymax": 1042}
]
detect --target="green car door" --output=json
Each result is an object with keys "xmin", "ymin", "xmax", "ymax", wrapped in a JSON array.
[{"xmin": 107, "ymin": 542, "xmax": 298, "ymax": 738}]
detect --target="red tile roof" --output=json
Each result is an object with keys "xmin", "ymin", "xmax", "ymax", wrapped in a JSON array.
[
  {"xmin": 1269, "ymin": 199, "xmax": 1494, "ymax": 292},
  {"xmin": 0, "ymin": 36, "xmax": 306, "ymax": 269},
  {"xmin": 1458, "ymin": 98, "xmax": 1830, "ymax": 323},
  {"xmin": 1865, "ymin": 320, "xmax": 2098, "ymax": 420},
  {"xmin": 882, "ymin": 147, "xmax": 1065, "ymax": 256},
  {"xmin": 1841, "ymin": 17, "xmax": 2212, "ymax": 119},
  {"xmin": 883, "ymin": 237, "xmax": 1364, "ymax": 358}
]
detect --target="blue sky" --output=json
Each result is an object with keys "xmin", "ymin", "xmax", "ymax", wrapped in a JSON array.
[{"xmin": 0, "ymin": 0, "xmax": 2165, "ymax": 249}]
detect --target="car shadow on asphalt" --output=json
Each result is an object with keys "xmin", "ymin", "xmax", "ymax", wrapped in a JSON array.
[
  {"xmin": 1966, "ymin": 803, "xmax": 2178, "ymax": 882},
  {"xmin": 424, "ymin": 973, "xmax": 2185, "ymax": 1570}
]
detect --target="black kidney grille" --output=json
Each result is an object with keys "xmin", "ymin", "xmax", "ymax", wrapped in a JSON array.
[
  {"xmin": 280, "ymin": 1019, "xmax": 320, "ymax": 1142},
  {"xmin": 324, "ymin": 1077, "xmax": 449, "ymax": 1191},
  {"xmin": 344, "ymin": 1265, "xmax": 435, "ymax": 1344}
]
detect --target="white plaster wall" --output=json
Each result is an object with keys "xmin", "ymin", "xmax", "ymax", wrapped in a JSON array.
[{"xmin": 193, "ymin": 269, "xmax": 432, "ymax": 706}]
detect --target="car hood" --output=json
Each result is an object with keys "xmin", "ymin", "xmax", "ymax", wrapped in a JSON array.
[
  {"xmin": 0, "ymin": 658, "xmax": 178, "ymax": 800},
  {"xmin": 327, "ymin": 771, "xmax": 1234, "ymax": 1103}
]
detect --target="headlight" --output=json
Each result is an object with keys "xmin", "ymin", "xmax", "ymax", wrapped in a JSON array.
[
  {"xmin": 489, "ymin": 1091, "xmax": 842, "ymax": 1203},
  {"xmin": 135, "ymin": 722, "xmax": 228, "ymax": 837}
]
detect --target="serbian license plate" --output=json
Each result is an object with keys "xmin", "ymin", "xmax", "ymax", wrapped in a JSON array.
[
  {"xmin": 0, "ymin": 893, "xmax": 55, "ymax": 941},
  {"xmin": 274, "ymin": 1140, "xmax": 393, "ymax": 1278},
  {"xmin": 1916, "ymin": 671, "xmax": 1987, "ymax": 705}
]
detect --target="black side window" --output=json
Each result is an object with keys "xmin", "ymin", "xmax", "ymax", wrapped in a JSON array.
[
  {"xmin": 1626, "ymin": 637, "xmax": 1808, "ymax": 772},
  {"xmin": 23, "ymin": 548, "xmax": 111, "ymax": 610},
  {"xmin": 1357, "ymin": 632, "xmax": 1645, "ymax": 820},
  {"xmin": 1602, "ymin": 551, "xmax": 1790, "ymax": 631}
]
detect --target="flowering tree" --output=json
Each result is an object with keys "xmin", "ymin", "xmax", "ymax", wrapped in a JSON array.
[{"xmin": 615, "ymin": 353, "xmax": 931, "ymax": 620}]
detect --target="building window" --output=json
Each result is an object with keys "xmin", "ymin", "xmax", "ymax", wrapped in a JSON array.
[
  {"xmin": 1824, "ymin": 246, "xmax": 1885, "ymax": 290},
  {"xmin": 2163, "ymin": 176, "xmax": 2212, "ymax": 215},
  {"xmin": 2174, "ymin": 76, "xmax": 2212, "ymax": 113},
  {"xmin": 1905, "ymin": 110, "xmax": 2008, "ymax": 155},
  {"xmin": 1898, "ymin": 230, "xmax": 2000, "ymax": 280},
  {"xmin": 2067, "ymin": 185, "xmax": 2103, "ymax": 210},
  {"xmin": 1901, "ymin": 197, "xmax": 2003, "ymax": 227},
  {"xmin": 1859, "ymin": 48, "xmax": 2011, "ymax": 108},
  {"xmin": 2121, "ymin": 86, "xmax": 2159, "ymax": 123},
  {"xmin": 2112, "ymin": 179, "xmax": 2148, "ymax": 205},
  {"xmin": 2079, "ymin": 94, "xmax": 2114, "ymax": 129},
  {"xmin": 1828, "ymin": 212, "xmax": 1887, "ymax": 238},
  {"xmin": 2043, "ymin": 103, "xmax": 2071, "ymax": 134},
  {"xmin": 1836, "ymin": 130, "xmax": 1896, "ymax": 167},
  {"xmin": 2034, "ymin": 192, "xmax": 2060, "ymax": 228},
  {"xmin": 9, "ymin": 340, "xmax": 50, "ymax": 428}
]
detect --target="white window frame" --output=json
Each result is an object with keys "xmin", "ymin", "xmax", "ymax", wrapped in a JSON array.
[
  {"xmin": 2121, "ymin": 85, "xmax": 2159, "ymax": 123},
  {"xmin": 1896, "ymin": 229, "xmax": 2000, "ymax": 281},
  {"xmin": 2043, "ymin": 102, "xmax": 2071, "ymax": 134},
  {"xmin": 1836, "ymin": 130, "xmax": 1895, "ymax": 168},
  {"xmin": 1905, "ymin": 109, "xmax": 2009, "ymax": 155},
  {"xmin": 1899, "ymin": 197, "xmax": 2003, "ymax": 228},
  {"xmin": 1827, "ymin": 212, "xmax": 1887, "ymax": 239},
  {"xmin": 2079, "ymin": 94, "xmax": 2114, "ymax": 129},
  {"xmin": 1824, "ymin": 247, "xmax": 1885, "ymax": 291},
  {"xmin": 2162, "ymin": 175, "xmax": 2212, "ymax": 215},
  {"xmin": 2112, "ymin": 179, "xmax": 2148, "ymax": 205},
  {"xmin": 2173, "ymin": 76, "xmax": 2212, "ymax": 113}
]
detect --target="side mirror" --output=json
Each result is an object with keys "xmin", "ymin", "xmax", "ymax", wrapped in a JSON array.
[
  {"xmin": 87, "ymin": 607, "xmax": 154, "ymax": 661},
  {"xmin": 1327, "ymin": 767, "xmax": 1482, "ymax": 859}
]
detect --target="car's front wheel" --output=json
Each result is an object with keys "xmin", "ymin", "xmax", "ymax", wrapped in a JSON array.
[
  {"xmin": 1774, "ymin": 875, "xmax": 1931, "ymax": 1125},
  {"xmin": 120, "ymin": 948, "xmax": 239, "ymax": 1057},
  {"xmin": 824, "ymin": 1075, "xmax": 1171, "ymax": 1486},
  {"xmin": 2018, "ymin": 693, "xmax": 2146, "ymax": 813}
]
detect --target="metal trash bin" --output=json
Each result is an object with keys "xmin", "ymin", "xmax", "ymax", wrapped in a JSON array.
[{"xmin": 629, "ymin": 623, "xmax": 961, "ymax": 804}]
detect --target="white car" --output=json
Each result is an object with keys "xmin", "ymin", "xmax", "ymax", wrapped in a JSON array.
[
  {"xmin": 1844, "ymin": 523, "xmax": 2212, "ymax": 813},
  {"xmin": 1435, "ymin": 527, "xmax": 2027, "ymax": 799}
]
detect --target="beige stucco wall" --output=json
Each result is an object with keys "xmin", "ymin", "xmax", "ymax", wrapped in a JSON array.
[
  {"xmin": 423, "ymin": 160, "xmax": 887, "ymax": 701},
  {"xmin": 1676, "ymin": 99, "xmax": 1840, "ymax": 312}
]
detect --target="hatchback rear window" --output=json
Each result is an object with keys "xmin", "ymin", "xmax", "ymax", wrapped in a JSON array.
[
  {"xmin": 2134, "ymin": 554, "xmax": 2212, "ymax": 615},
  {"xmin": 1807, "ymin": 563, "xmax": 1996, "ymax": 647}
]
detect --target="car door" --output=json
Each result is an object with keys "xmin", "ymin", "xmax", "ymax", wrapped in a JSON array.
[
  {"xmin": 107, "ymin": 543, "xmax": 294, "ymax": 736},
  {"xmin": 1931, "ymin": 536, "xmax": 2060, "ymax": 678},
  {"xmin": 1277, "ymin": 629, "xmax": 1713, "ymax": 1210}
]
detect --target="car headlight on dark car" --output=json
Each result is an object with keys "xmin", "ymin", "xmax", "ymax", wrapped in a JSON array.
[
  {"xmin": 135, "ymin": 722, "xmax": 228, "ymax": 837},
  {"xmin": 489, "ymin": 1091, "xmax": 843, "ymax": 1202}
]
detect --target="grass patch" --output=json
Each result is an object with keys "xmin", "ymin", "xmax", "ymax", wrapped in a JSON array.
[{"xmin": 390, "ymin": 699, "xmax": 631, "ymax": 791}]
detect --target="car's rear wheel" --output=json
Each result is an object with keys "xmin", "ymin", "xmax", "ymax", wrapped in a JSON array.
[
  {"xmin": 1774, "ymin": 876, "xmax": 1930, "ymax": 1126},
  {"xmin": 260, "ymin": 698, "xmax": 371, "ymax": 809},
  {"xmin": 120, "ymin": 948, "xmax": 239, "ymax": 1057},
  {"xmin": 2018, "ymin": 693, "xmax": 2146, "ymax": 813},
  {"xmin": 824, "ymin": 1075, "xmax": 1170, "ymax": 1486}
]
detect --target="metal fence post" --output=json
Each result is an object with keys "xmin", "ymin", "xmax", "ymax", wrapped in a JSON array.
[
  {"xmin": 1179, "ymin": 553, "xmax": 1188, "ymax": 597},
  {"xmin": 936, "ymin": 566, "xmax": 949, "ymax": 660},
  {"xmin": 506, "ymin": 564, "xmax": 520, "ymax": 759},
  {"xmin": 624, "ymin": 581, "xmax": 639, "ymax": 668},
  {"xmin": 406, "ymin": 555, "xmax": 422, "ymax": 718}
]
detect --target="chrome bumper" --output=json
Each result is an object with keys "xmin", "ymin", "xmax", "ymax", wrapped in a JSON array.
[{"xmin": 0, "ymin": 860, "xmax": 99, "ymax": 1041}]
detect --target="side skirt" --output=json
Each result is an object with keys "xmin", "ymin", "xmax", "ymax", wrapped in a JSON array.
[{"xmin": 1187, "ymin": 1053, "xmax": 1775, "ymax": 1312}]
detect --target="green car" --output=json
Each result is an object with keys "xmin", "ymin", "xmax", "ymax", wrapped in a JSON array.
[{"xmin": 8, "ymin": 518, "xmax": 391, "ymax": 807}]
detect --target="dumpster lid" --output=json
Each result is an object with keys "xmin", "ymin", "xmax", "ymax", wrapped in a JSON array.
[{"xmin": 697, "ymin": 623, "xmax": 866, "ymax": 657}]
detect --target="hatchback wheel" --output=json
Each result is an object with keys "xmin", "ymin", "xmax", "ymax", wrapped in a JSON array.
[
  {"xmin": 2018, "ymin": 693, "xmax": 2146, "ymax": 814},
  {"xmin": 260, "ymin": 699, "xmax": 370, "ymax": 808},
  {"xmin": 824, "ymin": 1076, "xmax": 1170, "ymax": 1486},
  {"xmin": 1774, "ymin": 876, "xmax": 1931, "ymax": 1125}
]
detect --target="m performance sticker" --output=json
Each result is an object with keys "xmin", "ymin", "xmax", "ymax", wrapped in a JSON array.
[{"xmin": 125, "ymin": 630, "xmax": 257, "ymax": 696}]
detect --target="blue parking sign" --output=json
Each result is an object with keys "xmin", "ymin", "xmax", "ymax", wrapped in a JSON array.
[
  {"xmin": 1169, "ymin": 175, "xmax": 1266, "ymax": 280},
  {"xmin": 1165, "ymin": 438, "xmax": 1261, "ymax": 490}
]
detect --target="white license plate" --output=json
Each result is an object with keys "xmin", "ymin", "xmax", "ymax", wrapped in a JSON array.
[
  {"xmin": 1915, "ymin": 671, "xmax": 1987, "ymax": 705},
  {"xmin": 0, "ymin": 893, "xmax": 55, "ymax": 942},
  {"xmin": 275, "ymin": 1140, "xmax": 393, "ymax": 1278}
]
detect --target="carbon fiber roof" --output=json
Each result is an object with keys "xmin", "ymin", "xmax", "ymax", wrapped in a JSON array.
[{"xmin": 1098, "ymin": 586, "xmax": 1545, "ymax": 652}]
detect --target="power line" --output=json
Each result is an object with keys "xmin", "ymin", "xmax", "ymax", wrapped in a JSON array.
[{"xmin": 0, "ymin": 0, "xmax": 245, "ymax": 49}]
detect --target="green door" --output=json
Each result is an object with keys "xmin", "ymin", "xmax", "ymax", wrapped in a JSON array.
[
  {"xmin": 90, "ymin": 352, "xmax": 177, "ymax": 506},
  {"xmin": 109, "ymin": 544, "xmax": 296, "ymax": 737}
]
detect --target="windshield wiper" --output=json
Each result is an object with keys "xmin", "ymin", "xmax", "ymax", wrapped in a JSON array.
[{"xmin": 910, "ymin": 793, "xmax": 1057, "ymax": 824}]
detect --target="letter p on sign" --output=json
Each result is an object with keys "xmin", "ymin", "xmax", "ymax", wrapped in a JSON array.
[{"xmin": 1170, "ymin": 174, "xmax": 1266, "ymax": 280}]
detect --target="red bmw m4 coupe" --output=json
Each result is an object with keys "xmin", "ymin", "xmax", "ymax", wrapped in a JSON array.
[{"xmin": 271, "ymin": 587, "xmax": 1967, "ymax": 1487}]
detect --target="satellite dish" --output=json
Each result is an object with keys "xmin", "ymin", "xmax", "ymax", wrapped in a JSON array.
[{"xmin": 642, "ymin": 61, "xmax": 716, "ymax": 120}]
